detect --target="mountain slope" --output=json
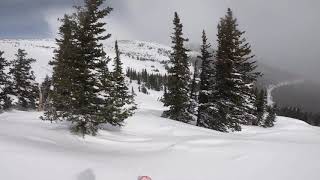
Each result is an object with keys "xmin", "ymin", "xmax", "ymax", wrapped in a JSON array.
[
  {"xmin": 1, "ymin": 38, "xmax": 320, "ymax": 113},
  {"xmin": 1, "ymin": 84, "xmax": 320, "ymax": 180},
  {"xmin": 1, "ymin": 39, "xmax": 320, "ymax": 180},
  {"xmin": 0, "ymin": 39, "xmax": 200, "ymax": 82}
]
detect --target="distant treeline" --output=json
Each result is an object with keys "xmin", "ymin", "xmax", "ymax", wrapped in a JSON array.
[
  {"xmin": 277, "ymin": 106, "xmax": 320, "ymax": 127},
  {"xmin": 126, "ymin": 68, "xmax": 168, "ymax": 92}
]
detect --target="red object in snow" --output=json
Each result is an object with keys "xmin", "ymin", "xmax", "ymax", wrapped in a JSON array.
[{"xmin": 138, "ymin": 176, "xmax": 152, "ymax": 180}]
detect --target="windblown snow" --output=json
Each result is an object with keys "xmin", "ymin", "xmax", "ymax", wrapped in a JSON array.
[{"xmin": 0, "ymin": 39, "xmax": 320, "ymax": 180}]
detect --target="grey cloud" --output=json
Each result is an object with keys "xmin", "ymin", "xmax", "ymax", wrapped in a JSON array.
[{"xmin": 0, "ymin": 0, "xmax": 320, "ymax": 82}]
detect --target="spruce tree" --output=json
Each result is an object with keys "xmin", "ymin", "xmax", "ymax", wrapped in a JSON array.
[
  {"xmin": 42, "ymin": 14, "xmax": 78, "ymax": 122},
  {"xmin": 65, "ymin": 0, "xmax": 113, "ymax": 135},
  {"xmin": 253, "ymin": 88, "xmax": 267, "ymax": 126},
  {"xmin": 9, "ymin": 49, "xmax": 39, "ymax": 110},
  {"xmin": 196, "ymin": 30, "xmax": 216, "ymax": 127},
  {"xmin": 109, "ymin": 41, "xmax": 136, "ymax": 125},
  {"xmin": 264, "ymin": 105, "xmax": 276, "ymax": 127},
  {"xmin": 233, "ymin": 19, "xmax": 261, "ymax": 126},
  {"xmin": 43, "ymin": 0, "xmax": 115, "ymax": 136},
  {"xmin": 0, "ymin": 51, "xmax": 12, "ymax": 111},
  {"xmin": 211, "ymin": 8, "xmax": 260, "ymax": 132},
  {"xmin": 162, "ymin": 12, "xmax": 193, "ymax": 123}
]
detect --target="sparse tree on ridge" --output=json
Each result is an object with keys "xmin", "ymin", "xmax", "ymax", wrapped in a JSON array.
[{"xmin": 162, "ymin": 12, "xmax": 193, "ymax": 123}]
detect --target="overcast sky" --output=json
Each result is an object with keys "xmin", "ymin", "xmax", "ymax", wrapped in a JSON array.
[{"xmin": 0, "ymin": 0, "xmax": 319, "ymax": 82}]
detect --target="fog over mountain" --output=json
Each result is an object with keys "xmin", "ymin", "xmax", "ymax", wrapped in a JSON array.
[{"xmin": 0, "ymin": 0, "xmax": 320, "ymax": 83}]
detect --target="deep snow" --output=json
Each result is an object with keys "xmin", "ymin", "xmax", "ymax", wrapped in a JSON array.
[
  {"xmin": 1, "ymin": 85, "xmax": 320, "ymax": 180},
  {"xmin": 1, "ymin": 39, "xmax": 320, "ymax": 180}
]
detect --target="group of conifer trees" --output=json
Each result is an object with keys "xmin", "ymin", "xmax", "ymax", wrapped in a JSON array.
[
  {"xmin": 1, "ymin": 1, "xmax": 278, "ymax": 135},
  {"xmin": 162, "ymin": 9, "xmax": 276, "ymax": 132},
  {"xmin": 41, "ymin": 0, "xmax": 136, "ymax": 136},
  {"xmin": 126, "ymin": 68, "xmax": 168, "ymax": 92},
  {"xmin": 277, "ymin": 106, "xmax": 320, "ymax": 127},
  {"xmin": 0, "ymin": 49, "xmax": 39, "ymax": 112}
]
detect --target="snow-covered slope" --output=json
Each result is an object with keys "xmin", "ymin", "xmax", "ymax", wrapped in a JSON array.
[
  {"xmin": 0, "ymin": 39, "xmax": 200, "ymax": 82},
  {"xmin": 1, "ymin": 84, "xmax": 320, "ymax": 180},
  {"xmin": 1, "ymin": 39, "xmax": 320, "ymax": 180}
]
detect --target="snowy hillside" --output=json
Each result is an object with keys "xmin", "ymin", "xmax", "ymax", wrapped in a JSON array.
[
  {"xmin": 0, "ymin": 39, "xmax": 199, "ymax": 82},
  {"xmin": 1, "ymin": 83, "xmax": 320, "ymax": 180},
  {"xmin": 1, "ymin": 39, "xmax": 320, "ymax": 180}
]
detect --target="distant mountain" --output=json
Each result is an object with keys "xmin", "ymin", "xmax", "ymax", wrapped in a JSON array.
[
  {"xmin": 272, "ymin": 81, "xmax": 320, "ymax": 113},
  {"xmin": 0, "ymin": 39, "xmax": 318, "ymax": 112},
  {"xmin": 0, "ymin": 39, "xmax": 200, "ymax": 82},
  {"xmin": 255, "ymin": 61, "xmax": 320, "ymax": 113}
]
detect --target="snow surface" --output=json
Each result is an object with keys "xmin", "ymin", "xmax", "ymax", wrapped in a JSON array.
[
  {"xmin": 0, "ymin": 39, "xmax": 199, "ymax": 82},
  {"xmin": 1, "ymin": 83, "xmax": 320, "ymax": 180},
  {"xmin": 1, "ymin": 39, "xmax": 320, "ymax": 180}
]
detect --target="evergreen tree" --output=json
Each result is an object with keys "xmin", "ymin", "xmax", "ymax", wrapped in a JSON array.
[
  {"xmin": 67, "ymin": 0, "xmax": 113, "ymax": 135},
  {"xmin": 9, "ymin": 49, "xmax": 39, "ymax": 110},
  {"xmin": 108, "ymin": 41, "xmax": 136, "ymax": 125},
  {"xmin": 141, "ymin": 84, "xmax": 148, "ymax": 94},
  {"xmin": 42, "ymin": 14, "xmax": 78, "ymax": 122},
  {"xmin": 39, "ymin": 75, "xmax": 52, "ymax": 111},
  {"xmin": 210, "ymin": 8, "xmax": 259, "ymax": 132},
  {"xmin": 162, "ymin": 12, "xmax": 193, "ymax": 123},
  {"xmin": 0, "ymin": 51, "xmax": 12, "ymax": 111},
  {"xmin": 196, "ymin": 30, "xmax": 215, "ymax": 127},
  {"xmin": 43, "ymin": 0, "xmax": 117, "ymax": 136},
  {"xmin": 264, "ymin": 105, "xmax": 276, "ymax": 127},
  {"xmin": 126, "ymin": 68, "xmax": 167, "ymax": 92},
  {"xmin": 233, "ymin": 20, "xmax": 261, "ymax": 126},
  {"xmin": 253, "ymin": 88, "xmax": 267, "ymax": 126}
]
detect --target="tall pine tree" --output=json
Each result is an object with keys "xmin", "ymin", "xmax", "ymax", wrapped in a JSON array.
[
  {"xmin": 253, "ymin": 88, "xmax": 267, "ymax": 126},
  {"xmin": 196, "ymin": 30, "xmax": 217, "ymax": 128},
  {"xmin": 42, "ymin": 14, "xmax": 79, "ymax": 122},
  {"xmin": 43, "ymin": 0, "xmax": 134, "ymax": 136},
  {"xmin": 0, "ymin": 51, "xmax": 12, "ymax": 111},
  {"xmin": 9, "ymin": 49, "xmax": 38, "ymax": 110},
  {"xmin": 70, "ymin": 0, "xmax": 113, "ymax": 135},
  {"xmin": 110, "ymin": 41, "xmax": 136, "ymax": 125},
  {"xmin": 210, "ymin": 8, "xmax": 260, "ymax": 132},
  {"xmin": 162, "ymin": 12, "xmax": 193, "ymax": 123}
]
